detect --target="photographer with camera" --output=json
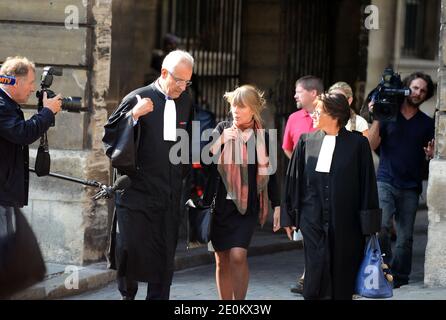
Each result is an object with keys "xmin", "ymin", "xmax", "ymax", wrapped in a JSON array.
[
  {"xmin": 367, "ymin": 71, "xmax": 435, "ymax": 288},
  {"xmin": 0, "ymin": 56, "xmax": 61, "ymax": 238}
]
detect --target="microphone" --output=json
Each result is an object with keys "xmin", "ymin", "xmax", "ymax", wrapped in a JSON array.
[
  {"xmin": 0, "ymin": 75, "xmax": 16, "ymax": 85},
  {"xmin": 92, "ymin": 175, "xmax": 131, "ymax": 200}
]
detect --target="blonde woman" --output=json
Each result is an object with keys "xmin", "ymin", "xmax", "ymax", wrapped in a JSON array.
[
  {"xmin": 328, "ymin": 82, "xmax": 369, "ymax": 137},
  {"xmin": 206, "ymin": 85, "xmax": 280, "ymax": 300}
]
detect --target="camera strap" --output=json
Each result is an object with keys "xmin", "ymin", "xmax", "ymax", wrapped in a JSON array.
[
  {"xmin": 34, "ymin": 133, "xmax": 51, "ymax": 176},
  {"xmin": 39, "ymin": 133, "xmax": 49, "ymax": 150}
]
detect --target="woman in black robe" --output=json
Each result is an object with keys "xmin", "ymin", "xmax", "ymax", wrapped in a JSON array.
[
  {"xmin": 280, "ymin": 93, "xmax": 381, "ymax": 300},
  {"xmin": 206, "ymin": 85, "xmax": 280, "ymax": 300}
]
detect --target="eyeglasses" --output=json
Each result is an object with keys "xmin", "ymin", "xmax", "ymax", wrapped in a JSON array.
[{"xmin": 167, "ymin": 70, "xmax": 192, "ymax": 87}]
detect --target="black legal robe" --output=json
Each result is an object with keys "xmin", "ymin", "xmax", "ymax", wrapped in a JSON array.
[
  {"xmin": 103, "ymin": 82, "xmax": 192, "ymax": 284},
  {"xmin": 281, "ymin": 128, "xmax": 381, "ymax": 300}
]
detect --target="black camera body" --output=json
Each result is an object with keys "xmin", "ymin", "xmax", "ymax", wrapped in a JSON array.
[
  {"xmin": 33, "ymin": 67, "xmax": 85, "ymax": 176},
  {"xmin": 36, "ymin": 66, "xmax": 84, "ymax": 116},
  {"xmin": 369, "ymin": 67, "xmax": 411, "ymax": 122}
]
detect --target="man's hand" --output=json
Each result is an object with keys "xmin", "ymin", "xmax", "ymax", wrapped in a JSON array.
[
  {"xmin": 424, "ymin": 139, "xmax": 435, "ymax": 160},
  {"xmin": 43, "ymin": 91, "xmax": 62, "ymax": 114},
  {"xmin": 368, "ymin": 100, "xmax": 374, "ymax": 114},
  {"xmin": 131, "ymin": 94, "xmax": 154, "ymax": 121}
]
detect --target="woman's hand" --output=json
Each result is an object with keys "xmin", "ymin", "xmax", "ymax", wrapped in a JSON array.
[
  {"xmin": 221, "ymin": 127, "xmax": 237, "ymax": 144},
  {"xmin": 284, "ymin": 226, "xmax": 296, "ymax": 240},
  {"xmin": 272, "ymin": 206, "xmax": 296, "ymax": 240},
  {"xmin": 273, "ymin": 206, "xmax": 280, "ymax": 232},
  {"xmin": 210, "ymin": 127, "xmax": 238, "ymax": 155}
]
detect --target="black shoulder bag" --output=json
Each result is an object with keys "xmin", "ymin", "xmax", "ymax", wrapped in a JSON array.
[
  {"xmin": 34, "ymin": 133, "xmax": 51, "ymax": 177},
  {"xmin": 185, "ymin": 175, "xmax": 220, "ymax": 249}
]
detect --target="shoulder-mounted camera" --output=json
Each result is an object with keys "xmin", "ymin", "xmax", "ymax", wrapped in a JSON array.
[{"xmin": 368, "ymin": 67, "xmax": 411, "ymax": 122}]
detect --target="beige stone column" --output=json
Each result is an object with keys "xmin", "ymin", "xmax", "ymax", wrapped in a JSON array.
[
  {"xmin": 424, "ymin": 0, "xmax": 446, "ymax": 287},
  {"xmin": 365, "ymin": 0, "xmax": 398, "ymax": 95}
]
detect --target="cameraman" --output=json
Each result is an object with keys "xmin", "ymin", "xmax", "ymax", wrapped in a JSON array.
[
  {"xmin": 368, "ymin": 71, "xmax": 435, "ymax": 288},
  {"xmin": 0, "ymin": 56, "xmax": 61, "ymax": 238}
]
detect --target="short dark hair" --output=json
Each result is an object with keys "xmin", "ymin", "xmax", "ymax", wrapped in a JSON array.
[
  {"xmin": 403, "ymin": 72, "xmax": 435, "ymax": 101},
  {"xmin": 296, "ymin": 75, "xmax": 324, "ymax": 95},
  {"xmin": 319, "ymin": 93, "xmax": 350, "ymax": 128}
]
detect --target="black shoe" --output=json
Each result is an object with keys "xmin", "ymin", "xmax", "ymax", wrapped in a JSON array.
[
  {"xmin": 393, "ymin": 279, "xmax": 408, "ymax": 289},
  {"xmin": 290, "ymin": 282, "xmax": 304, "ymax": 294}
]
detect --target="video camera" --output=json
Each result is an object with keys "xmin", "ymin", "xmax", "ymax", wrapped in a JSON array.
[
  {"xmin": 368, "ymin": 67, "xmax": 411, "ymax": 122},
  {"xmin": 36, "ymin": 66, "xmax": 84, "ymax": 115}
]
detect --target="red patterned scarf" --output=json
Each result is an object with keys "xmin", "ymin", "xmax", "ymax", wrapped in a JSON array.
[{"xmin": 217, "ymin": 121, "xmax": 270, "ymax": 226}]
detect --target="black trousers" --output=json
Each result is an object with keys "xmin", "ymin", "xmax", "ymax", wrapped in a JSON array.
[{"xmin": 117, "ymin": 276, "xmax": 171, "ymax": 300}]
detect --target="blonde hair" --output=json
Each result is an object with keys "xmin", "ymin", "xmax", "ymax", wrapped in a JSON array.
[
  {"xmin": 328, "ymin": 81, "xmax": 353, "ymax": 99},
  {"xmin": 223, "ymin": 85, "xmax": 266, "ymax": 124},
  {"xmin": 0, "ymin": 56, "xmax": 35, "ymax": 78}
]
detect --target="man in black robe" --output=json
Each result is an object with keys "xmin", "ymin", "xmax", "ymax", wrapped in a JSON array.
[
  {"xmin": 281, "ymin": 94, "xmax": 381, "ymax": 299},
  {"xmin": 103, "ymin": 50, "xmax": 194, "ymax": 300}
]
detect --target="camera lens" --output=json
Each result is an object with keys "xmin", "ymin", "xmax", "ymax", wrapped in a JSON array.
[{"xmin": 61, "ymin": 97, "xmax": 83, "ymax": 112}]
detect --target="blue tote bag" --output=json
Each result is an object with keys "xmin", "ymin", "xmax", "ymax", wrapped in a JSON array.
[{"xmin": 355, "ymin": 234, "xmax": 393, "ymax": 298}]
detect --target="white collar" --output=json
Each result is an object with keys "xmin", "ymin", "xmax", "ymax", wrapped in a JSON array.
[{"xmin": 315, "ymin": 135, "xmax": 337, "ymax": 173}]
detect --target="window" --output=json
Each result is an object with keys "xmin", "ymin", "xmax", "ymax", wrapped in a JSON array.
[{"xmin": 402, "ymin": 0, "xmax": 440, "ymax": 60}]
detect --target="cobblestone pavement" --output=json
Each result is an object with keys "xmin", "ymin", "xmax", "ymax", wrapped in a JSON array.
[
  {"xmin": 65, "ymin": 209, "xmax": 428, "ymax": 300},
  {"xmin": 65, "ymin": 249, "xmax": 305, "ymax": 300}
]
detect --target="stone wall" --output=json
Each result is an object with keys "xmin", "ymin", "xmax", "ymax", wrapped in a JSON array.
[
  {"xmin": 424, "ymin": 0, "xmax": 446, "ymax": 287},
  {"xmin": 239, "ymin": 0, "xmax": 281, "ymax": 130},
  {"xmin": 0, "ymin": 0, "xmax": 112, "ymax": 265},
  {"xmin": 107, "ymin": 0, "xmax": 159, "ymax": 109}
]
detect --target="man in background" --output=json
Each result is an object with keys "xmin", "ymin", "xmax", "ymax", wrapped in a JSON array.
[{"xmin": 281, "ymin": 75, "xmax": 323, "ymax": 294}]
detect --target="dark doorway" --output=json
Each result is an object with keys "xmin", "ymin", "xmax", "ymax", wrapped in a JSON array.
[{"xmin": 161, "ymin": 0, "xmax": 243, "ymax": 120}]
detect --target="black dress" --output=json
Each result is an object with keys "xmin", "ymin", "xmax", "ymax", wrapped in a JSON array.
[{"xmin": 206, "ymin": 121, "xmax": 279, "ymax": 252}]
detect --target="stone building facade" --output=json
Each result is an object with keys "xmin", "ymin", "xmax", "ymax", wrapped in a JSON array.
[
  {"xmin": 3, "ymin": 1, "xmax": 446, "ymax": 290},
  {"xmin": 424, "ymin": 0, "xmax": 446, "ymax": 287}
]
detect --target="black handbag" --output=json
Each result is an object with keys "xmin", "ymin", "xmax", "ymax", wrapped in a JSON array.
[
  {"xmin": 185, "ymin": 199, "xmax": 214, "ymax": 249},
  {"xmin": 0, "ymin": 208, "xmax": 46, "ymax": 299},
  {"xmin": 185, "ymin": 176, "xmax": 219, "ymax": 249}
]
